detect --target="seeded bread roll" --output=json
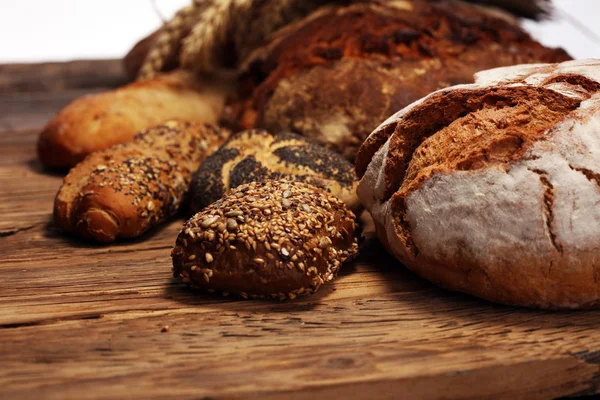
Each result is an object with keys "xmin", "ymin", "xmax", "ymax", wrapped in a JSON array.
[
  {"xmin": 38, "ymin": 71, "xmax": 233, "ymax": 169},
  {"xmin": 356, "ymin": 59, "xmax": 600, "ymax": 309},
  {"xmin": 172, "ymin": 180, "xmax": 359, "ymax": 300},
  {"xmin": 227, "ymin": 1, "xmax": 570, "ymax": 160},
  {"xmin": 54, "ymin": 120, "xmax": 230, "ymax": 243},
  {"xmin": 189, "ymin": 129, "xmax": 360, "ymax": 213}
]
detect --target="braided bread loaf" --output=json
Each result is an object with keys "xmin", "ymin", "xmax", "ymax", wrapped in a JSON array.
[{"xmin": 189, "ymin": 129, "xmax": 360, "ymax": 213}]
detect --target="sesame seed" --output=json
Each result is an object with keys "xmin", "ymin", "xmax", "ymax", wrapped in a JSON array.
[
  {"xmin": 188, "ymin": 254, "xmax": 196, "ymax": 260},
  {"xmin": 281, "ymin": 247, "xmax": 289, "ymax": 257},
  {"xmin": 205, "ymin": 253, "xmax": 214, "ymax": 263},
  {"xmin": 225, "ymin": 210, "xmax": 243, "ymax": 217}
]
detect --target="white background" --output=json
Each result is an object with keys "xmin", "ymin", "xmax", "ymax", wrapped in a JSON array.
[{"xmin": 0, "ymin": 0, "xmax": 598, "ymax": 63}]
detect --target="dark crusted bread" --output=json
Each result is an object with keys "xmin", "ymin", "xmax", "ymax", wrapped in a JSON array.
[
  {"xmin": 172, "ymin": 180, "xmax": 359, "ymax": 300},
  {"xmin": 54, "ymin": 120, "xmax": 230, "ymax": 243},
  {"xmin": 225, "ymin": 0, "xmax": 571, "ymax": 160},
  {"xmin": 357, "ymin": 59, "xmax": 600, "ymax": 309},
  {"xmin": 189, "ymin": 129, "xmax": 360, "ymax": 213}
]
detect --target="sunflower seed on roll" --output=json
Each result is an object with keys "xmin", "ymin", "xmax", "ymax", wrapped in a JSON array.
[{"xmin": 172, "ymin": 180, "xmax": 359, "ymax": 300}]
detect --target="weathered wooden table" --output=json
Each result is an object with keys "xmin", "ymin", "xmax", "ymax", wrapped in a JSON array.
[{"xmin": 0, "ymin": 60, "xmax": 599, "ymax": 400}]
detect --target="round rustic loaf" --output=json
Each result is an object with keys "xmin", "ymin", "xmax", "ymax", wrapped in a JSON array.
[
  {"xmin": 356, "ymin": 59, "xmax": 600, "ymax": 309},
  {"xmin": 227, "ymin": 0, "xmax": 570, "ymax": 160},
  {"xmin": 189, "ymin": 129, "xmax": 360, "ymax": 213},
  {"xmin": 172, "ymin": 180, "xmax": 359, "ymax": 300}
]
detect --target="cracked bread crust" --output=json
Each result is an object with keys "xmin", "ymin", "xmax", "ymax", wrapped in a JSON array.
[
  {"xmin": 189, "ymin": 129, "xmax": 360, "ymax": 213},
  {"xmin": 357, "ymin": 59, "xmax": 600, "ymax": 309},
  {"xmin": 227, "ymin": 1, "xmax": 571, "ymax": 161}
]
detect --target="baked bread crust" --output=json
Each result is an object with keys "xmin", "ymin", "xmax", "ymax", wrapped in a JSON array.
[
  {"xmin": 227, "ymin": 1, "xmax": 570, "ymax": 160},
  {"xmin": 189, "ymin": 129, "xmax": 360, "ymax": 213},
  {"xmin": 54, "ymin": 120, "xmax": 230, "ymax": 243},
  {"xmin": 172, "ymin": 180, "xmax": 359, "ymax": 300},
  {"xmin": 38, "ymin": 71, "xmax": 232, "ymax": 169},
  {"xmin": 357, "ymin": 59, "xmax": 600, "ymax": 309}
]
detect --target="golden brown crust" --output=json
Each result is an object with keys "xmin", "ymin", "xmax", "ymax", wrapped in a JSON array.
[
  {"xmin": 189, "ymin": 129, "xmax": 360, "ymax": 213},
  {"xmin": 38, "ymin": 71, "xmax": 233, "ymax": 169},
  {"xmin": 228, "ymin": 1, "xmax": 571, "ymax": 160},
  {"xmin": 172, "ymin": 180, "xmax": 359, "ymax": 300},
  {"xmin": 357, "ymin": 60, "xmax": 600, "ymax": 309},
  {"xmin": 54, "ymin": 121, "xmax": 230, "ymax": 243}
]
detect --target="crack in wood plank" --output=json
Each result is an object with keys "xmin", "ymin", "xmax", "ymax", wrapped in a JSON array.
[{"xmin": 0, "ymin": 223, "xmax": 41, "ymax": 237}]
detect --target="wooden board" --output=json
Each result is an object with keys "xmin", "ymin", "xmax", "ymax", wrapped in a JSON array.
[{"xmin": 0, "ymin": 60, "xmax": 599, "ymax": 400}]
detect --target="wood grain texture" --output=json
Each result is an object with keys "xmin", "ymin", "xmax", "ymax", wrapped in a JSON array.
[
  {"xmin": 0, "ymin": 59, "xmax": 128, "ymax": 93},
  {"xmin": 0, "ymin": 61, "xmax": 599, "ymax": 400}
]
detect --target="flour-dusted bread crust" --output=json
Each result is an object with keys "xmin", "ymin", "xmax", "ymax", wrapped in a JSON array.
[
  {"xmin": 189, "ymin": 129, "xmax": 360, "ymax": 213},
  {"xmin": 38, "ymin": 71, "xmax": 232, "ymax": 169},
  {"xmin": 54, "ymin": 121, "xmax": 230, "ymax": 243},
  {"xmin": 173, "ymin": 180, "xmax": 359, "ymax": 300},
  {"xmin": 227, "ymin": 1, "xmax": 570, "ymax": 161},
  {"xmin": 357, "ymin": 59, "xmax": 600, "ymax": 309}
]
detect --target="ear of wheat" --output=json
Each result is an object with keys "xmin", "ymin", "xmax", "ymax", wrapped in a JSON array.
[
  {"xmin": 180, "ymin": 0, "xmax": 256, "ymax": 74},
  {"xmin": 138, "ymin": 4, "xmax": 205, "ymax": 80}
]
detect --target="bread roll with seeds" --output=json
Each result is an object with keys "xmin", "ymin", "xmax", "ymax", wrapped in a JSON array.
[
  {"xmin": 357, "ymin": 59, "xmax": 600, "ymax": 309},
  {"xmin": 54, "ymin": 120, "xmax": 230, "ymax": 243},
  {"xmin": 172, "ymin": 180, "xmax": 359, "ymax": 300},
  {"xmin": 38, "ymin": 71, "xmax": 233, "ymax": 169},
  {"xmin": 189, "ymin": 129, "xmax": 360, "ymax": 213}
]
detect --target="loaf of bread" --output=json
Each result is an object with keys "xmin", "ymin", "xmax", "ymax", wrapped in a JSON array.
[
  {"xmin": 172, "ymin": 180, "xmax": 359, "ymax": 300},
  {"xmin": 356, "ymin": 59, "xmax": 600, "ymax": 309},
  {"xmin": 54, "ymin": 120, "xmax": 230, "ymax": 243},
  {"xmin": 189, "ymin": 129, "xmax": 360, "ymax": 213},
  {"xmin": 226, "ymin": 0, "xmax": 570, "ymax": 160},
  {"xmin": 38, "ymin": 71, "xmax": 233, "ymax": 169}
]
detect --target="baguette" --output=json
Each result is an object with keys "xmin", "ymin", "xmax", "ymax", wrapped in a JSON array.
[
  {"xmin": 38, "ymin": 71, "xmax": 233, "ymax": 169},
  {"xmin": 54, "ymin": 120, "xmax": 230, "ymax": 243}
]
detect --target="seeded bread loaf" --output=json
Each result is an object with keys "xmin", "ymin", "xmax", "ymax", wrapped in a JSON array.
[
  {"xmin": 38, "ymin": 71, "xmax": 233, "ymax": 169},
  {"xmin": 172, "ymin": 180, "xmax": 359, "ymax": 300},
  {"xmin": 54, "ymin": 120, "xmax": 230, "ymax": 243},
  {"xmin": 227, "ymin": 0, "xmax": 570, "ymax": 160},
  {"xmin": 356, "ymin": 59, "xmax": 600, "ymax": 309},
  {"xmin": 189, "ymin": 129, "xmax": 360, "ymax": 213}
]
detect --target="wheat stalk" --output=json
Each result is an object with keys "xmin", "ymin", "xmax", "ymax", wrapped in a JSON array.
[
  {"xmin": 180, "ymin": 0, "xmax": 256, "ymax": 74},
  {"xmin": 138, "ymin": 3, "xmax": 204, "ymax": 80}
]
